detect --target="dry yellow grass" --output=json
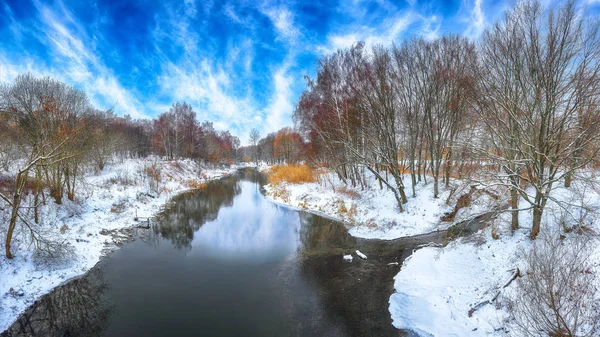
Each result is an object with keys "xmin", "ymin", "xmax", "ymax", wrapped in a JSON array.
[{"xmin": 268, "ymin": 164, "xmax": 317, "ymax": 184}]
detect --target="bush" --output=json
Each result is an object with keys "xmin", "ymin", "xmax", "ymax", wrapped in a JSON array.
[
  {"xmin": 186, "ymin": 179, "xmax": 207, "ymax": 190},
  {"xmin": 268, "ymin": 164, "xmax": 317, "ymax": 185},
  {"xmin": 105, "ymin": 170, "xmax": 136, "ymax": 186},
  {"xmin": 509, "ymin": 233, "xmax": 600, "ymax": 337},
  {"xmin": 143, "ymin": 162, "xmax": 162, "ymax": 194}
]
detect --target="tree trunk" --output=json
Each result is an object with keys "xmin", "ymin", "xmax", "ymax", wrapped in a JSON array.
[
  {"xmin": 510, "ymin": 186, "xmax": 519, "ymax": 231},
  {"xmin": 564, "ymin": 172, "xmax": 572, "ymax": 188},
  {"xmin": 6, "ymin": 170, "xmax": 27, "ymax": 259},
  {"xmin": 411, "ymin": 169, "xmax": 417, "ymax": 197},
  {"xmin": 34, "ymin": 189, "xmax": 39, "ymax": 224},
  {"xmin": 531, "ymin": 204, "xmax": 543, "ymax": 240},
  {"xmin": 399, "ymin": 186, "xmax": 408, "ymax": 204},
  {"xmin": 444, "ymin": 148, "xmax": 452, "ymax": 187}
]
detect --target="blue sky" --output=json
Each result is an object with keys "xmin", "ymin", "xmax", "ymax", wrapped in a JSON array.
[{"xmin": 1, "ymin": 0, "xmax": 599, "ymax": 143}]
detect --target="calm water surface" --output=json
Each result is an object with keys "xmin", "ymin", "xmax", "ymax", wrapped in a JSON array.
[{"xmin": 3, "ymin": 170, "xmax": 419, "ymax": 337}]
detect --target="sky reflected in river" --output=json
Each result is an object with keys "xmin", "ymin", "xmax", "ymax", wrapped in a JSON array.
[{"xmin": 191, "ymin": 181, "xmax": 300, "ymax": 261}]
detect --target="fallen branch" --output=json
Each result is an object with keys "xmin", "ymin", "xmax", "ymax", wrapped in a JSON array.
[{"xmin": 468, "ymin": 268, "xmax": 521, "ymax": 317}]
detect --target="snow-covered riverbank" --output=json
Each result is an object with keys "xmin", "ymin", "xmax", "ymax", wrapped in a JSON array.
[
  {"xmin": 389, "ymin": 178, "xmax": 600, "ymax": 336},
  {"xmin": 0, "ymin": 158, "xmax": 242, "ymax": 331},
  {"xmin": 263, "ymin": 169, "xmax": 494, "ymax": 240}
]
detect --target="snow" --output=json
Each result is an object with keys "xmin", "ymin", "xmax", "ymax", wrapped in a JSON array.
[
  {"xmin": 389, "ymin": 228, "xmax": 528, "ymax": 336},
  {"xmin": 389, "ymin": 175, "xmax": 600, "ymax": 337},
  {"xmin": 0, "ymin": 157, "xmax": 242, "ymax": 331},
  {"xmin": 264, "ymin": 170, "xmax": 492, "ymax": 240},
  {"xmin": 355, "ymin": 250, "xmax": 367, "ymax": 260}
]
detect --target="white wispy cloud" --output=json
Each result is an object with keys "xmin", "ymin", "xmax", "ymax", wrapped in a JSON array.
[
  {"xmin": 420, "ymin": 14, "xmax": 441, "ymax": 41},
  {"xmin": 463, "ymin": 0, "xmax": 487, "ymax": 39},
  {"xmin": 319, "ymin": 11, "xmax": 416, "ymax": 53},
  {"xmin": 150, "ymin": 1, "xmax": 263, "ymax": 140},
  {"xmin": 263, "ymin": 64, "xmax": 294, "ymax": 135},
  {"xmin": 0, "ymin": 0, "xmax": 147, "ymax": 118},
  {"xmin": 261, "ymin": 4, "xmax": 301, "ymax": 44}
]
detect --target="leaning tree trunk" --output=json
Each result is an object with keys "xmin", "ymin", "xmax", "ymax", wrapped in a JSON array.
[
  {"xmin": 6, "ymin": 170, "xmax": 28, "ymax": 259},
  {"xmin": 367, "ymin": 166, "xmax": 404, "ymax": 212}
]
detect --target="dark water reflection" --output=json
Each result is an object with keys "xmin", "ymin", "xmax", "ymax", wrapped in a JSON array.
[{"xmin": 3, "ymin": 169, "xmax": 413, "ymax": 337}]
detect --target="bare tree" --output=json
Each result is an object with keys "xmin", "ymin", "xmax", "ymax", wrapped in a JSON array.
[
  {"xmin": 475, "ymin": 0, "xmax": 600, "ymax": 238},
  {"xmin": 249, "ymin": 128, "xmax": 260, "ymax": 163},
  {"xmin": 0, "ymin": 73, "xmax": 89, "ymax": 259}
]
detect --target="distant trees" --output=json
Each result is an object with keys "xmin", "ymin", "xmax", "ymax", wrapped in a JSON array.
[
  {"xmin": 249, "ymin": 128, "xmax": 260, "ymax": 163},
  {"xmin": 273, "ymin": 127, "xmax": 303, "ymax": 164},
  {"xmin": 150, "ymin": 104, "xmax": 240, "ymax": 165},
  {"xmin": 258, "ymin": 132, "xmax": 277, "ymax": 164}
]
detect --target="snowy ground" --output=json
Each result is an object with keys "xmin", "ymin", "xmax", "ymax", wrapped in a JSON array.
[
  {"xmin": 264, "ymin": 169, "xmax": 494, "ymax": 240},
  {"xmin": 389, "ymin": 176, "xmax": 600, "ymax": 336},
  {"xmin": 0, "ymin": 157, "xmax": 242, "ymax": 331}
]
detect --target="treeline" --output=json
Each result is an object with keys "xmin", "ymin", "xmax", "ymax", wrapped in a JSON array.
[
  {"xmin": 294, "ymin": 0, "xmax": 600, "ymax": 239},
  {"xmin": 241, "ymin": 127, "xmax": 305, "ymax": 165},
  {"xmin": 0, "ymin": 73, "xmax": 244, "ymax": 258}
]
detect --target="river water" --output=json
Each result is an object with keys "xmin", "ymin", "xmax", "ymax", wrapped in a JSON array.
[{"xmin": 3, "ymin": 169, "xmax": 424, "ymax": 337}]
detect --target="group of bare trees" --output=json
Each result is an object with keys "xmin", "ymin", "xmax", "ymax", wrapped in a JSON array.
[
  {"xmin": 0, "ymin": 74, "xmax": 93, "ymax": 258},
  {"xmin": 294, "ymin": 0, "xmax": 600, "ymax": 239},
  {"xmin": 475, "ymin": 0, "xmax": 600, "ymax": 238},
  {"xmin": 152, "ymin": 102, "xmax": 240, "ymax": 165},
  {"xmin": 240, "ymin": 127, "xmax": 305, "ymax": 165},
  {"xmin": 0, "ymin": 74, "xmax": 243, "ymax": 259},
  {"xmin": 295, "ymin": 36, "xmax": 477, "ymax": 212}
]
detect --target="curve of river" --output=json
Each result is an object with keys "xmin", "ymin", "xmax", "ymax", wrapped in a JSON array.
[{"xmin": 1, "ymin": 169, "xmax": 491, "ymax": 337}]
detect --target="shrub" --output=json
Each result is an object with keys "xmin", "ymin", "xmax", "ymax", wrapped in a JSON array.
[
  {"xmin": 186, "ymin": 179, "xmax": 207, "ymax": 190},
  {"xmin": 271, "ymin": 185, "xmax": 291, "ymax": 203},
  {"xmin": 110, "ymin": 199, "xmax": 128, "ymax": 214},
  {"xmin": 105, "ymin": 171, "xmax": 135, "ymax": 186},
  {"xmin": 268, "ymin": 164, "xmax": 317, "ymax": 185},
  {"xmin": 338, "ymin": 186, "xmax": 360, "ymax": 199},
  {"xmin": 143, "ymin": 163, "xmax": 162, "ymax": 194},
  {"xmin": 509, "ymin": 233, "xmax": 600, "ymax": 337}
]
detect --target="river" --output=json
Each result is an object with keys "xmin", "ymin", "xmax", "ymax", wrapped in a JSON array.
[{"xmin": 2, "ymin": 169, "xmax": 453, "ymax": 337}]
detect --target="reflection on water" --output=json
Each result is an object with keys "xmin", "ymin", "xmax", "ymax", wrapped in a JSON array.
[
  {"xmin": 191, "ymin": 180, "xmax": 300, "ymax": 261},
  {"xmin": 2, "ymin": 169, "xmax": 407, "ymax": 337},
  {"xmin": 156, "ymin": 175, "xmax": 242, "ymax": 249},
  {"xmin": 2, "ymin": 268, "xmax": 112, "ymax": 337}
]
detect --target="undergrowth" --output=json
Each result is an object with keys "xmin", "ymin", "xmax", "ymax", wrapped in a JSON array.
[{"xmin": 268, "ymin": 164, "xmax": 317, "ymax": 184}]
